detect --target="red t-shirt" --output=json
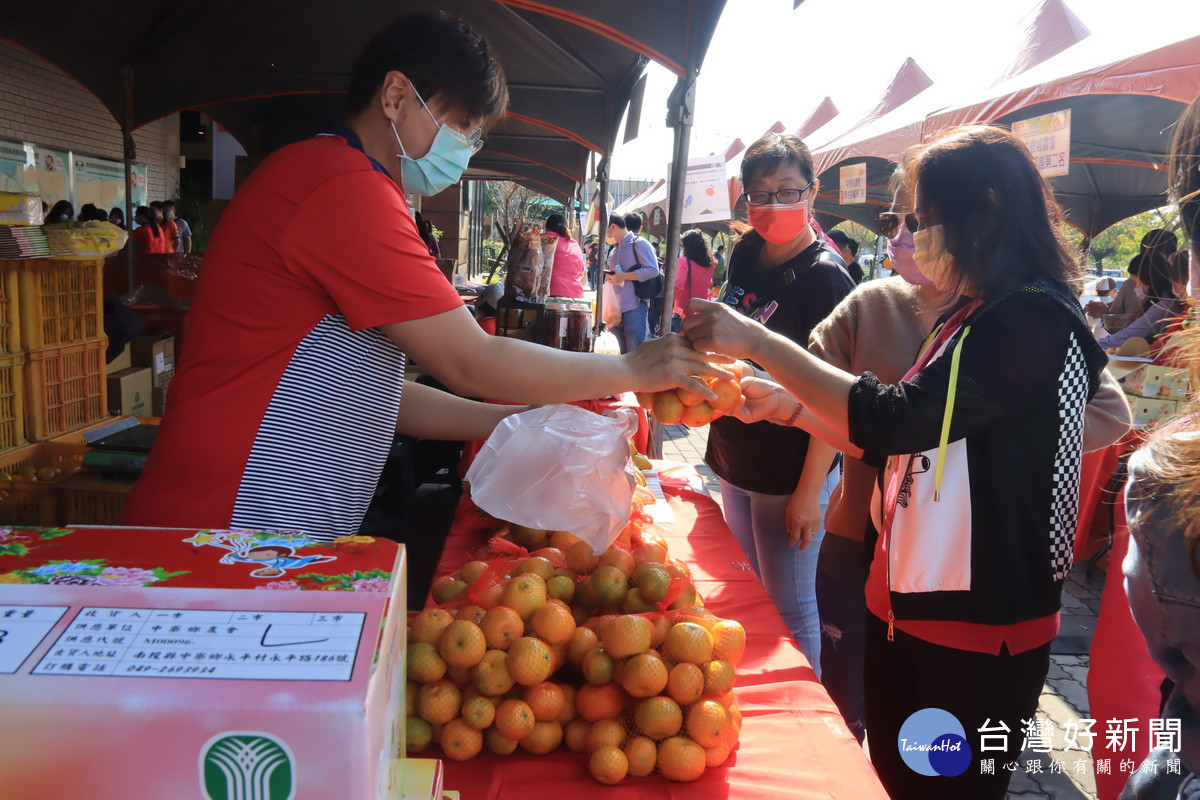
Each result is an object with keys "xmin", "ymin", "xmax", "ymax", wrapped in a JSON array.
[
  {"xmin": 131, "ymin": 225, "xmax": 170, "ymax": 253},
  {"xmin": 123, "ymin": 135, "xmax": 463, "ymax": 540}
]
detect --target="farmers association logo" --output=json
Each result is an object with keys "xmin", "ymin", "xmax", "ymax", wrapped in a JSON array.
[
  {"xmin": 200, "ymin": 732, "xmax": 295, "ymax": 800},
  {"xmin": 898, "ymin": 708, "xmax": 972, "ymax": 777}
]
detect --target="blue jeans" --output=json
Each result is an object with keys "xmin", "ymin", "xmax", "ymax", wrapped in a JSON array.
[
  {"xmin": 719, "ymin": 467, "xmax": 839, "ymax": 676},
  {"xmin": 815, "ymin": 532, "xmax": 868, "ymax": 742},
  {"xmin": 612, "ymin": 301, "xmax": 648, "ymax": 353}
]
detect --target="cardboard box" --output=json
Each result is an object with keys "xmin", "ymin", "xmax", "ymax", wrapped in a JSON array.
[
  {"xmin": 152, "ymin": 382, "xmax": 169, "ymax": 417},
  {"xmin": 130, "ymin": 334, "xmax": 175, "ymax": 389},
  {"xmin": 106, "ymin": 367, "xmax": 152, "ymax": 417},
  {"xmin": 1122, "ymin": 365, "xmax": 1191, "ymax": 401},
  {"xmin": 0, "ymin": 525, "xmax": 410, "ymax": 799},
  {"xmin": 1127, "ymin": 395, "xmax": 1180, "ymax": 430},
  {"xmin": 105, "ymin": 343, "xmax": 131, "ymax": 374}
]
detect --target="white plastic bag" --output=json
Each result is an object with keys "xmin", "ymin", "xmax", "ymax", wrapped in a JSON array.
[
  {"xmin": 465, "ymin": 404, "xmax": 636, "ymax": 553},
  {"xmin": 594, "ymin": 329, "xmax": 621, "ymax": 355},
  {"xmin": 601, "ymin": 281, "xmax": 622, "ymax": 328}
]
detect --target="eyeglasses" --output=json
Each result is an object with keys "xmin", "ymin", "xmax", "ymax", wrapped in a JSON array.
[
  {"xmin": 875, "ymin": 211, "xmax": 919, "ymax": 239},
  {"xmin": 412, "ymin": 82, "xmax": 486, "ymax": 155},
  {"xmin": 743, "ymin": 180, "xmax": 814, "ymax": 206}
]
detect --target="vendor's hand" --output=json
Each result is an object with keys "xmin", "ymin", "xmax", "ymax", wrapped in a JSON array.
[
  {"xmin": 626, "ymin": 334, "xmax": 736, "ymax": 399},
  {"xmin": 785, "ymin": 484, "xmax": 823, "ymax": 550},
  {"xmin": 1085, "ymin": 301, "xmax": 1107, "ymax": 317},
  {"xmin": 681, "ymin": 299, "xmax": 766, "ymax": 361},
  {"xmin": 730, "ymin": 377, "xmax": 793, "ymax": 424}
]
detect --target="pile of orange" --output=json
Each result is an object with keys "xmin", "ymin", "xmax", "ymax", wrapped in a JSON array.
[
  {"xmin": 405, "ymin": 445, "xmax": 749, "ymax": 785},
  {"xmin": 636, "ymin": 376, "xmax": 743, "ymax": 427}
]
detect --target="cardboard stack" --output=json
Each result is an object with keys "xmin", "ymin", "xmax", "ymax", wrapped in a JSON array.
[{"xmin": 107, "ymin": 334, "xmax": 174, "ymax": 418}]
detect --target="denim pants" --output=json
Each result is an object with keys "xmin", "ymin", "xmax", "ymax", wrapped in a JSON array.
[
  {"xmin": 612, "ymin": 301, "xmax": 648, "ymax": 353},
  {"xmin": 815, "ymin": 532, "xmax": 869, "ymax": 742},
  {"xmin": 719, "ymin": 466, "xmax": 839, "ymax": 676}
]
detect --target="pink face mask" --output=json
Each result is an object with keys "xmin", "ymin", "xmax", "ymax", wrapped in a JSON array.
[{"xmin": 887, "ymin": 226, "xmax": 933, "ymax": 286}]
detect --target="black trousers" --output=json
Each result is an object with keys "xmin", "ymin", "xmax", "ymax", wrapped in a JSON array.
[{"xmin": 864, "ymin": 614, "xmax": 1051, "ymax": 800}]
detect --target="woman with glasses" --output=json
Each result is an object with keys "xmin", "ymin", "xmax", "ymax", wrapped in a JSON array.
[
  {"xmin": 124, "ymin": 12, "xmax": 729, "ymax": 542},
  {"xmin": 703, "ymin": 133, "xmax": 855, "ymax": 673},
  {"xmin": 684, "ymin": 126, "xmax": 1112, "ymax": 799}
]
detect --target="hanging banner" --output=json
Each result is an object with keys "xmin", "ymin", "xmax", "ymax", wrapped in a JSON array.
[
  {"xmin": 72, "ymin": 155, "xmax": 147, "ymax": 213},
  {"xmin": 839, "ymin": 163, "xmax": 867, "ymax": 205},
  {"xmin": 0, "ymin": 140, "xmax": 40, "ymax": 196},
  {"xmin": 680, "ymin": 154, "xmax": 731, "ymax": 224},
  {"xmin": 35, "ymin": 147, "xmax": 69, "ymax": 207},
  {"xmin": 1012, "ymin": 109, "xmax": 1071, "ymax": 177}
]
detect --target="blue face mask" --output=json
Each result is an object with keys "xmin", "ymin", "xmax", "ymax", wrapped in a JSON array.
[{"xmin": 391, "ymin": 87, "xmax": 481, "ymax": 197}]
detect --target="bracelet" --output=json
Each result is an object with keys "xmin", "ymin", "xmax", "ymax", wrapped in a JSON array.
[{"xmin": 781, "ymin": 400, "xmax": 803, "ymax": 427}]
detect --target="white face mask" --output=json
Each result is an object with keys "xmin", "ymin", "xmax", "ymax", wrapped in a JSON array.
[
  {"xmin": 1134, "ymin": 285, "xmax": 1147, "ymax": 301},
  {"xmin": 912, "ymin": 225, "xmax": 955, "ymax": 290},
  {"xmin": 1099, "ymin": 294, "xmax": 1114, "ymax": 305}
]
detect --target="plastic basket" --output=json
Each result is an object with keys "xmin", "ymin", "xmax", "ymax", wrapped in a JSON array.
[
  {"xmin": 58, "ymin": 473, "xmax": 136, "ymax": 525},
  {"xmin": 0, "ymin": 260, "xmax": 21, "ymax": 354},
  {"xmin": 0, "ymin": 351, "xmax": 25, "ymax": 452},
  {"xmin": 17, "ymin": 258, "xmax": 105, "ymax": 350},
  {"xmin": 24, "ymin": 338, "xmax": 108, "ymax": 442},
  {"xmin": 0, "ymin": 440, "xmax": 88, "ymax": 526}
]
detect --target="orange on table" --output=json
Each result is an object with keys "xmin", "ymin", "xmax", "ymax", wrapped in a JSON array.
[
  {"xmin": 602, "ymin": 615, "xmax": 652, "ymax": 658},
  {"xmin": 506, "ymin": 636, "xmax": 554, "ymax": 686},
  {"xmin": 596, "ymin": 547, "xmax": 634, "ymax": 577},
  {"xmin": 499, "ymin": 573, "xmax": 548, "ymax": 619},
  {"xmin": 565, "ymin": 541, "xmax": 600, "ymax": 574},
  {"xmin": 494, "ymin": 698, "xmax": 536, "ymax": 740},
  {"xmin": 686, "ymin": 699, "xmax": 732, "ymax": 748},
  {"xmin": 576, "ymin": 683, "xmax": 623, "ymax": 722},
  {"xmin": 546, "ymin": 575, "xmax": 575, "ymax": 603},
  {"xmin": 589, "ymin": 745, "xmax": 629, "ymax": 785},
  {"xmin": 550, "ymin": 529, "xmax": 583, "ymax": 551},
  {"xmin": 523, "ymin": 681, "xmax": 566, "ymax": 722},
  {"xmin": 557, "ymin": 683, "xmax": 578, "ymax": 724},
  {"xmin": 461, "ymin": 695, "xmax": 497, "ymax": 730},
  {"xmin": 406, "ymin": 716, "xmax": 433, "ymax": 753},
  {"xmin": 408, "ymin": 642, "xmax": 448, "ymax": 684},
  {"xmin": 417, "ymin": 680, "xmax": 461, "ymax": 726},
  {"xmin": 702, "ymin": 659, "xmax": 736, "ymax": 696},
  {"xmin": 446, "ymin": 664, "xmax": 472, "ymax": 687},
  {"xmin": 665, "ymin": 621, "xmax": 714, "ymax": 665},
  {"xmin": 649, "ymin": 615, "xmax": 673, "ymax": 649},
  {"xmin": 623, "ymin": 735, "xmax": 657, "ymax": 777},
  {"xmin": 454, "ymin": 604, "xmax": 488, "ymax": 626},
  {"xmin": 530, "ymin": 602, "xmax": 575, "ymax": 645},
  {"xmin": 711, "ymin": 619, "xmax": 747, "ymax": 666},
  {"xmin": 410, "ymin": 607, "xmax": 454, "ymax": 645},
  {"xmin": 431, "ymin": 575, "xmax": 468, "ymax": 604},
  {"xmin": 519, "ymin": 720, "xmax": 564, "ymax": 754},
  {"xmin": 657, "ymin": 736, "xmax": 707, "ymax": 782},
  {"xmin": 564, "ymin": 718, "xmax": 591, "ymax": 753},
  {"xmin": 567, "ymin": 626, "xmax": 599, "ymax": 666},
  {"xmin": 471, "ymin": 649, "xmax": 515, "ymax": 695},
  {"xmin": 438, "ymin": 619, "xmax": 487, "ymax": 669},
  {"xmin": 440, "ymin": 718, "xmax": 483, "ymax": 761},
  {"xmin": 456, "ymin": 559, "xmax": 489, "ymax": 585},
  {"xmin": 585, "ymin": 718, "xmax": 627, "ymax": 752},
  {"xmin": 481, "ymin": 605, "xmax": 524, "ymax": 651},
  {"xmin": 517, "ymin": 556, "xmax": 556, "ymax": 581},
  {"xmin": 581, "ymin": 648, "xmax": 615, "ymax": 686},
  {"xmin": 484, "ymin": 725, "xmax": 519, "ymax": 756},
  {"xmin": 621, "ymin": 652, "xmax": 669, "ymax": 698},
  {"xmin": 633, "ymin": 695, "xmax": 683, "ymax": 741},
  {"xmin": 666, "ymin": 661, "xmax": 705, "ymax": 705},
  {"xmin": 705, "ymin": 739, "xmax": 734, "ymax": 768},
  {"xmin": 589, "ymin": 565, "xmax": 629, "ymax": 608}
]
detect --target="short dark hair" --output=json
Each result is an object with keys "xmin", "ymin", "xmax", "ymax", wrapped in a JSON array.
[
  {"xmin": 162, "ymin": 200, "xmax": 176, "ymax": 210},
  {"xmin": 1136, "ymin": 250, "xmax": 1178, "ymax": 299},
  {"xmin": 345, "ymin": 12, "xmax": 508, "ymax": 123},
  {"xmin": 609, "ymin": 215, "xmax": 627, "ymax": 230},
  {"xmin": 624, "ymin": 213, "xmax": 643, "ymax": 233},
  {"xmin": 716, "ymin": 244, "xmax": 725, "ymax": 252},
  {"xmin": 741, "ymin": 133, "xmax": 815, "ymax": 186},
  {"xmin": 827, "ymin": 229, "xmax": 852, "ymax": 247},
  {"xmin": 544, "ymin": 213, "xmax": 569, "ymax": 238},
  {"xmin": 1140, "ymin": 228, "xmax": 1179, "ymax": 256}
]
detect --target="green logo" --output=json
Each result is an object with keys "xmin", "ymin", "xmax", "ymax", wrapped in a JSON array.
[{"xmin": 200, "ymin": 732, "xmax": 295, "ymax": 800}]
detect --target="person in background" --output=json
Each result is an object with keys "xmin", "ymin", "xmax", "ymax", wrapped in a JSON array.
[
  {"xmin": 639, "ymin": 218, "xmax": 665, "ymax": 336},
  {"xmin": 671, "ymin": 228, "xmax": 716, "ymax": 333},
  {"xmin": 109, "ymin": 207, "xmax": 125, "ymax": 228},
  {"xmin": 1097, "ymin": 249, "xmax": 1187, "ymax": 350},
  {"xmin": 1122, "ymin": 88, "xmax": 1200, "ymax": 800},
  {"xmin": 413, "ymin": 211, "xmax": 439, "ymax": 257},
  {"xmin": 130, "ymin": 205, "xmax": 170, "ymax": 253},
  {"xmin": 151, "ymin": 201, "xmax": 179, "ymax": 252},
  {"xmin": 713, "ymin": 242, "xmax": 727, "ymax": 286},
  {"xmin": 827, "ymin": 229, "xmax": 864, "ymax": 284},
  {"xmin": 164, "ymin": 201, "xmax": 193, "ymax": 253},
  {"xmin": 77, "ymin": 203, "xmax": 107, "ymax": 223},
  {"xmin": 585, "ymin": 235, "xmax": 600, "ymax": 290},
  {"xmin": 45, "ymin": 200, "xmax": 73, "ymax": 224},
  {"xmin": 544, "ymin": 212, "xmax": 585, "ymax": 299},
  {"xmin": 605, "ymin": 213, "xmax": 658, "ymax": 353},
  {"xmin": 702, "ymin": 132, "xmax": 854, "ymax": 673},
  {"xmin": 473, "ymin": 281, "xmax": 504, "ymax": 335},
  {"xmin": 1085, "ymin": 275, "xmax": 1119, "ymax": 334}
]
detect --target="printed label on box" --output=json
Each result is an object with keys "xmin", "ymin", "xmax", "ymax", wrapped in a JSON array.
[{"xmin": 0, "ymin": 604, "xmax": 69, "ymax": 673}]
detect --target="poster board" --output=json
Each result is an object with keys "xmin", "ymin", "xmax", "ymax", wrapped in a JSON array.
[
  {"xmin": 72, "ymin": 154, "xmax": 147, "ymax": 213},
  {"xmin": 0, "ymin": 140, "xmax": 40, "ymax": 196},
  {"xmin": 34, "ymin": 147, "xmax": 69, "ymax": 207},
  {"xmin": 1012, "ymin": 109, "xmax": 1071, "ymax": 177},
  {"xmin": 678, "ymin": 154, "xmax": 732, "ymax": 224},
  {"xmin": 839, "ymin": 163, "xmax": 867, "ymax": 205}
]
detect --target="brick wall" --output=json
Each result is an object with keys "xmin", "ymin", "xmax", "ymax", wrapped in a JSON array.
[{"xmin": 0, "ymin": 39, "xmax": 179, "ymax": 202}]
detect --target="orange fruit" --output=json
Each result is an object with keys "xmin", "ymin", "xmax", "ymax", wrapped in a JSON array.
[
  {"xmin": 406, "ymin": 716, "xmax": 433, "ymax": 753},
  {"xmin": 633, "ymin": 540, "xmax": 668, "ymax": 568},
  {"xmin": 597, "ymin": 547, "xmax": 635, "ymax": 577},
  {"xmin": 546, "ymin": 575, "xmax": 575, "ymax": 603},
  {"xmin": 586, "ymin": 718, "xmax": 627, "ymax": 752},
  {"xmin": 576, "ymin": 683, "xmax": 623, "ymax": 722},
  {"xmin": 702, "ymin": 659, "xmax": 736, "ymax": 696},
  {"xmin": 649, "ymin": 615, "xmax": 673, "ymax": 649},
  {"xmin": 567, "ymin": 626, "xmax": 599, "ymax": 666},
  {"xmin": 602, "ymin": 615, "xmax": 653, "ymax": 658},
  {"xmin": 505, "ymin": 637, "xmax": 553, "ymax": 686},
  {"xmin": 530, "ymin": 602, "xmax": 575, "ymax": 645},
  {"xmin": 564, "ymin": 718, "xmax": 591, "ymax": 753},
  {"xmin": 471, "ymin": 649, "xmax": 515, "ymax": 696},
  {"xmin": 666, "ymin": 662, "xmax": 705, "ymax": 705},
  {"xmin": 709, "ymin": 379, "xmax": 743, "ymax": 413},
  {"xmin": 416, "ymin": 680, "xmax": 461, "ymax": 725},
  {"xmin": 438, "ymin": 620, "xmax": 487, "ymax": 669},
  {"xmin": 589, "ymin": 566, "xmax": 629, "ymax": 607},
  {"xmin": 440, "ymin": 718, "xmax": 483, "ymax": 761},
  {"xmin": 665, "ymin": 622, "xmax": 714, "ymax": 665},
  {"xmin": 499, "ymin": 573, "xmax": 547, "ymax": 620},
  {"xmin": 431, "ymin": 576, "xmax": 468, "ymax": 605},
  {"xmin": 623, "ymin": 735, "xmax": 657, "ymax": 777},
  {"xmin": 634, "ymin": 391, "xmax": 656, "ymax": 410},
  {"xmin": 557, "ymin": 683, "xmax": 578, "ymax": 724},
  {"xmin": 565, "ymin": 541, "xmax": 600, "ymax": 574},
  {"xmin": 589, "ymin": 745, "xmax": 629, "ymax": 785},
  {"xmin": 481, "ymin": 606, "xmax": 524, "ymax": 651},
  {"xmin": 631, "ymin": 562, "xmax": 671, "ymax": 603},
  {"xmin": 549, "ymin": 641, "xmax": 568, "ymax": 673},
  {"xmin": 581, "ymin": 648, "xmax": 615, "ymax": 685},
  {"xmin": 705, "ymin": 739, "xmax": 733, "ymax": 768},
  {"xmin": 407, "ymin": 642, "xmax": 447, "ymax": 684},
  {"xmin": 455, "ymin": 604, "xmax": 488, "ymax": 627},
  {"xmin": 410, "ymin": 608, "xmax": 455, "ymax": 645},
  {"xmin": 494, "ymin": 698, "xmax": 536, "ymax": 740},
  {"xmin": 680, "ymin": 400, "xmax": 717, "ymax": 427},
  {"xmin": 484, "ymin": 725, "xmax": 519, "ymax": 756},
  {"xmin": 729, "ymin": 703, "xmax": 743, "ymax": 734},
  {"xmin": 621, "ymin": 652, "xmax": 669, "ymax": 698},
  {"xmin": 461, "ymin": 695, "xmax": 496, "ymax": 730},
  {"xmin": 517, "ymin": 556, "xmax": 556, "ymax": 582},
  {"xmin": 711, "ymin": 620, "xmax": 747, "ymax": 666},
  {"xmin": 633, "ymin": 696, "xmax": 683, "ymax": 741},
  {"xmin": 686, "ymin": 699, "xmax": 732, "ymax": 748},
  {"xmin": 446, "ymin": 664, "xmax": 472, "ymax": 687},
  {"xmin": 406, "ymin": 681, "xmax": 418, "ymax": 715},
  {"xmin": 456, "ymin": 560, "xmax": 489, "ymax": 585},
  {"xmin": 550, "ymin": 530, "xmax": 583, "ymax": 551},
  {"xmin": 658, "ymin": 736, "xmax": 706, "ymax": 781},
  {"xmin": 523, "ymin": 681, "xmax": 566, "ymax": 722},
  {"xmin": 653, "ymin": 391, "xmax": 685, "ymax": 425},
  {"xmin": 519, "ymin": 720, "xmax": 563, "ymax": 754},
  {"xmin": 509, "ymin": 524, "xmax": 548, "ymax": 549},
  {"xmin": 675, "ymin": 379, "xmax": 708, "ymax": 408},
  {"xmin": 621, "ymin": 587, "xmax": 657, "ymax": 614}
]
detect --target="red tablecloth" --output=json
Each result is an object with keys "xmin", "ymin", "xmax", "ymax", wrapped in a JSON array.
[{"xmin": 427, "ymin": 461, "xmax": 888, "ymax": 799}]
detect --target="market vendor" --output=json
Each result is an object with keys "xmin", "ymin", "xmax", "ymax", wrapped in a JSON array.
[{"xmin": 123, "ymin": 11, "xmax": 729, "ymax": 541}]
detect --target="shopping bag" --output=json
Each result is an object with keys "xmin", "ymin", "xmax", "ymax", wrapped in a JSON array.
[{"xmin": 601, "ymin": 281, "xmax": 622, "ymax": 328}]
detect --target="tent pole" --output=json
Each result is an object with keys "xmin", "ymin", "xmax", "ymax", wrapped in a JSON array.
[
  {"xmin": 593, "ymin": 155, "xmax": 609, "ymax": 339},
  {"xmin": 121, "ymin": 66, "xmax": 136, "ymax": 296}
]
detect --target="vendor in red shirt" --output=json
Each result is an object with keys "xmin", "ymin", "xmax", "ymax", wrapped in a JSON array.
[
  {"xmin": 123, "ymin": 11, "xmax": 727, "ymax": 541},
  {"xmin": 130, "ymin": 206, "xmax": 170, "ymax": 253}
]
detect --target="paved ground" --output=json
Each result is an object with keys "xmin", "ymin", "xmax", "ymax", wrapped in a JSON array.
[{"xmin": 658, "ymin": 420, "xmax": 1108, "ymax": 800}]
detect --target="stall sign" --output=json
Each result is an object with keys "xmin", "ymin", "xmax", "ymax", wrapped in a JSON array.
[
  {"xmin": 1012, "ymin": 109, "xmax": 1071, "ymax": 177},
  {"xmin": 0, "ymin": 140, "xmax": 40, "ymax": 197},
  {"xmin": 840, "ymin": 163, "xmax": 867, "ymax": 205},
  {"xmin": 677, "ymin": 154, "xmax": 732, "ymax": 224}
]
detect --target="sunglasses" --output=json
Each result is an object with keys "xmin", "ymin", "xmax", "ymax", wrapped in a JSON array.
[{"xmin": 875, "ymin": 211, "xmax": 919, "ymax": 239}]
